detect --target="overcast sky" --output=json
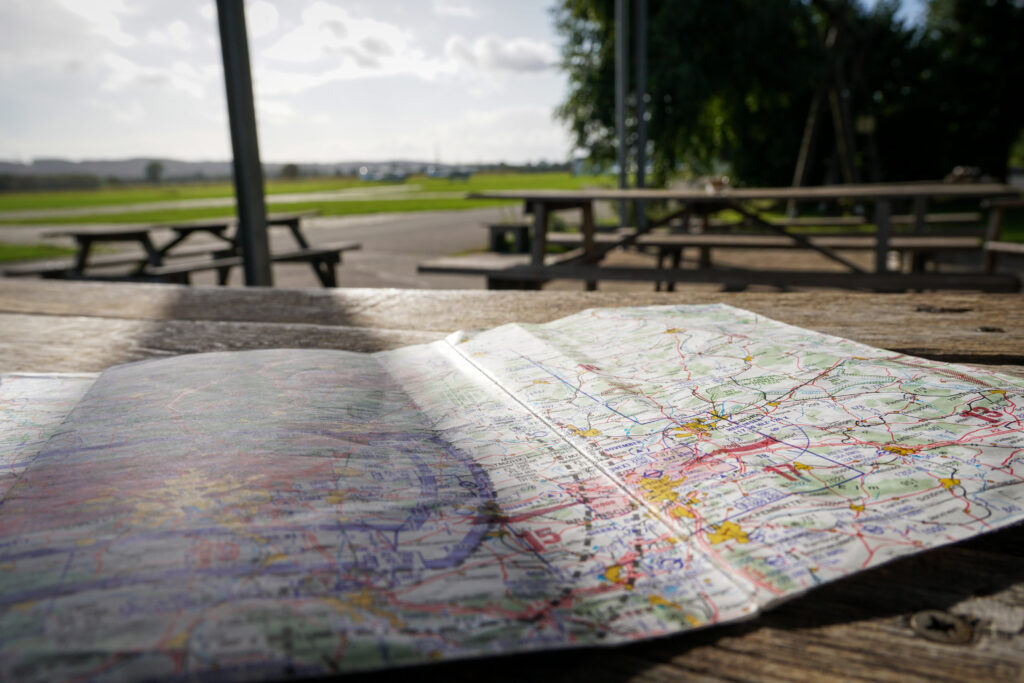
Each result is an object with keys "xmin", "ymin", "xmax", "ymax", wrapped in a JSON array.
[{"xmin": 0, "ymin": 0, "xmax": 571, "ymax": 164}]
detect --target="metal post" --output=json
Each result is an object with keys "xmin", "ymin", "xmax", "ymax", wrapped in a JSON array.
[
  {"xmin": 216, "ymin": 0, "xmax": 272, "ymax": 286},
  {"xmin": 615, "ymin": 0, "xmax": 629, "ymax": 228},
  {"xmin": 635, "ymin": 0, "xmax": 647, "ymax": 233}
]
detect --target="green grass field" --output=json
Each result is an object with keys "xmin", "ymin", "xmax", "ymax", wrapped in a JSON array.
[
  {"xmin": 0, "ymin": 172, "xmax": 612, "ymax": 217},
  {"xmin": 0, "ymin": 242, "xmax": 76, "ymax": 263},
  {"xmin": 0, "ymin": 197, "xmax": 516, "ymax": 227}
]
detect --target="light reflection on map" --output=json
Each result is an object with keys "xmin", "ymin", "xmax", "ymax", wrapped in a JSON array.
[{"xmin": 1, "ymin": 305, "xmax": 1023, "ymax": 681}]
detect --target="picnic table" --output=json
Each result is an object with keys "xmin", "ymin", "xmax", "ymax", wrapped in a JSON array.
[
  {"xmin": 0, "ymin": 278, "xmax": 1022, "ymax": 681},
  {"xmin": 452, "ymin": 182, "xmax": 1020, "ymax": 291},
  {"xmin": 10, "ymin": 211, "xmax": 360, "ymax": 287},
  {"xmin": 42, "ymin": 221, "xmax": 237, "ymax": 277}
]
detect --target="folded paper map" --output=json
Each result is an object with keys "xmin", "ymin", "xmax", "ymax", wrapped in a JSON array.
[{"xmin": 2, "ymin": 305, "xmax": 1023, "ymax": 681}]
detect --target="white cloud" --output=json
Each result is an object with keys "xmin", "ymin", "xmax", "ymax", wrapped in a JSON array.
[
  {"xmin": 445, "ymin": 34, "xmax": 557, "ymax": 72},
  {"xmin": 88, "ymin": 97, "xmax": 145, "ymax": 124},
  {"xmin": 0, "ymin": 0, "xmax": 571, "ymax": 163},
  {"xmin": 53, "ymin": 0, "xmax": 136, "ymax": 47},
  {"xmin": 252, "ymin": 2, "xmax": 455, "ymax": 95},
  {"xmin": 246, "ymin": 0, "xmax": 279, "ymax": 39},
  {"xmin": 263, "ymin": 3, "xmax": 413, "ymax": 66},
  {"xmin": 434, "ymin": 106, "xmax": 571, "ymax": 161},
  {"xmin": 432, "ymin": 0, "xmax": 477, "ymax": 18},
  {"xmin": 256, "ymin": 97, "xmax": 294, "ymax": 125},
  {"xmin": 147, "ymin": 20, "xmax": 193, "ymax": 50},
  {"xmin": 0, "ymin": 1, "xmax": 107, "ymax": 76},
  {"xmin": 100, "ymin": 53, "xmax": 207, "ymax": 99}
]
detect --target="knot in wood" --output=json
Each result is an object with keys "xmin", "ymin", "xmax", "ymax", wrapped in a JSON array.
[{"xmin": 909, "ymin": 610, "xmax": 973, "ymax": 645}]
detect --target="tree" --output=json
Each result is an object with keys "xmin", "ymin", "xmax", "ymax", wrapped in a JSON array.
[
  {"xmin": 554, "ymin": 0, "xmax": 1024, "ymax": 185},
  {"xmin": 280, "ymin": 163, "xmax": 301, "ymax": 180},
  {"xmin": 913, "ymin": 0, "xmax": 1024, "ymax": 179},
  {"xmin": 555, "ymin": 0, "xmax": 823, "ymax": 186},
  {"xmin": 144, "ymin": 161, "xmax": 164, "ymax": 184}
]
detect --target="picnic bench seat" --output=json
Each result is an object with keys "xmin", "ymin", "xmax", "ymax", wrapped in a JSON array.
[
  {"xmin": 417, "ymin": 251, "xmax": 1018, "ymax": 292},
  {"xmin": 1, "ymin": 245, "xmax": 228, "ymax": 279},
  {"xmin": 982, "ymin": 198, "xmax": 1024, "ymax": 273},
  {"xmin": 142, "ymin": 242, "xmax": 361, "ymax": 287},
  {"xmin": 778, "ymin": 212, "xmax": 980, "ymax": 226},
  {"xmin": 545, "ymin": 231, "xmax": 980, "ymax": 262},
  {"xmin": 422, "ymin": 230, "xmax": 1001, "ymax": 292}
]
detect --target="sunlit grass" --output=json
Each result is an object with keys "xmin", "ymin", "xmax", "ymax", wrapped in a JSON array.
[
  {"xmin": 0, "ymin": 172, "xmax": 613, "ymax": 215},
  {"xmin": 0, "ymin": 242, "xmax": 76, "ymax": 262},
  {"xmin": 0, "ymin": 198, "xmax": 514, "ymax": 226}
]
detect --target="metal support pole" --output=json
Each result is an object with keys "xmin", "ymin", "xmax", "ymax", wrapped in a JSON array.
[
  {"xmin": 216, "ymin": 0, "xmax": 272, "ymax": 287},
  {"xmin": 635, "ymin": 0, "xmax": 647, "ymax": 233},
  {"xmin": 615, "ymin": 0, "xmax": 629, "ymax": 228}
]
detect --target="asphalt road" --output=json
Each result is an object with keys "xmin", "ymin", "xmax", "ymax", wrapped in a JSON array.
[{"xmin": 198, "ymin": 207, "xmax": 509, "ymax": 289}]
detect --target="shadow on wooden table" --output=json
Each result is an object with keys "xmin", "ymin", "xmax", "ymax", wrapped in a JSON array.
[
  {"xmin": 118, "ymin": 283, "xmax": 444, "ymax": 361},
  {"xmin": 338, "ymin": 524, "xmax": 1024, "ymax": 682}
]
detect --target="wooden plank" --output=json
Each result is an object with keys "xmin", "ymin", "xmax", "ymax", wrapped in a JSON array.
[
  {"xmin": 41, "ymin": 227, "xmax": 156, "ymax": 239},
  {"xmin": 470, "ymin": 183, "xmax": 1019, "ymax": 203},
  {"xmin": 0, "ymin": 311, "xmax": 442, "ymax": 372},
  {"xmin": 630, "ymin": 235, "xmax": 981, "ymax": 250},
  {"xmin": 500, "ymin": 264, "xmax": 1017, "ymax": 292},
  {"xmin": 891, "ymin": 211, "xmax": 982, "ymax": 225},
  {"xmin": 985, "ymin": 241, "xmax": 1024, "ymax": 256},
  {"xmin": 3, "ymin": 281, "xmax": 1024, "ymax": 364},
  {"xmin": 537, "ymin": 216, "xmax": 981, "ymax": 247},
  {"xmin": 419, "ymin": 251, "xmax": 1012, "ymax": 291},
  {"xmin": 547, "ymin": 233, "xmax": 981, "ymax": 251}
]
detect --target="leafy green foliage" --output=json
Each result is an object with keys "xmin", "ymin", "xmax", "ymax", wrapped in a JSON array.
[
  {"xmin": 555, "ymin": 0, "xmax": 821, "ymax": 186},
  {"xmin": 554, "ymin": 0, "xmax": 1024, "ymax": 184},
  {"xmin": 144, "ymin": 161, "xmax": 164, "ymax": 184}
]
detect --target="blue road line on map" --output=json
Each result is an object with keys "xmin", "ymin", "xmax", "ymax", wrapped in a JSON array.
[
  {"xmin": 719, "ymin": 471, "xmax": 871, "ymax": 524},
  {"xmin": 520, "ymin": 356, "xmax": 677, "ymax": 427}
]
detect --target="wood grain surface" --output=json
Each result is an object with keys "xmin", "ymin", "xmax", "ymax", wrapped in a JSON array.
[
  {"xmin": 1, "ymin": 278, "xmax": 1022, "ymax": 681},
  {"xmin": 1, "ymin": 279, "xmax": 1022, "ymax": 369}
]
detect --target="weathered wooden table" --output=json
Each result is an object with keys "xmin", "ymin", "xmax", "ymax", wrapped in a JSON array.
[
  {"xmin": 458, "ymin": 183, "xmax": 1020, "ymax": 291},
  {"xmin": 1, "ymin": 279, "xmax": 1022, "ymax": 681}
]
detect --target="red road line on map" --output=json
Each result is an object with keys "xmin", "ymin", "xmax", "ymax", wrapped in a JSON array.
[{"xmin": 707, "ymin": 438, "xmax": 779, "ymax": 457}]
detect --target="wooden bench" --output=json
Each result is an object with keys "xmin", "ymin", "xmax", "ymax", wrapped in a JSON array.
[
  {"xmin": 983, "ymin": 198, "xmax": 1024, "ymax": 272},
  {"xmin": 142, "ymin": 242, "xmax": 361, "ymax": 287},
  {"xmin": 607, "ymin": 212, "xmax": 982, "ymax": 234},
  {"xmin": 645, "ymin": 235, "xmax": 983, "ymax": 290},
  {"xmin": 418, "ymin": 252, "xmax": 1018, "ymax": 292},
  {"xmin": 546, "ymin": 231, "xmax": 980, "ymax": 272},
  {"xmin": 1, "ymin": 245, "xmax": 230, "ymax": 279}
]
